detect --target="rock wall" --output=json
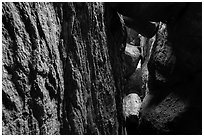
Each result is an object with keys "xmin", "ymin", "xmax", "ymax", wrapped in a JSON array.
[
  {"xmin": 2, "ymin": 2, "xmax": 126, "ymax": 135},
  {"xmin": 139, "ymin": 3, "xmax": 202, "ymax": 134}
]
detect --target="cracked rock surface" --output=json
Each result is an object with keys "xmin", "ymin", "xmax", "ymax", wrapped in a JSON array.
[{"xmin": 2, "ymin": 2, "xmax": 126, "ymax": 135}]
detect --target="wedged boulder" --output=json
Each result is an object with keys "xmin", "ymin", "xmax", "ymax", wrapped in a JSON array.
[
  {"xmin": 123, "ymin": 93, "xmax": 142, "ymax": 135},
  {"xmin": 123, "ymin": 93, "xmax": 142, "ymax": 118},
  {"xmin": 123, "ymin": 43, "xmax": 141, "ymax": 78},
  {"xmin": 124, "ymin": 68, "xmax": 143, "ymax": 98}
]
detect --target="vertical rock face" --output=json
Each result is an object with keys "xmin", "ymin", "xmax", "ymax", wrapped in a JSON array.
[
  {"xmin": 2, "ymin": 2, "xmax": 63, "ymax": 134},
  {"xmin": 2, "ymin": 2, "xmax": 126, "ymax": 135}
]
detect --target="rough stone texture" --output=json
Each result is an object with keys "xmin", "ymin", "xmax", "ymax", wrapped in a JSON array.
[
  {"xmin": 2, "ymin": 2, "xmax": 126, "ymax": 135},
  {"xmin": 123, "ymin": 31, "xmax": 155, "ymax": 99},
  {"xmin": 105, "ymin": 7, "xmax": 127, "ymax": 134},
  {"xmin": 126, "ymin": 27, "xmax": 140, "ymax": 46},
  {"xmin": 140, "ymin": 35, "xmax": 156, "ymax": 63},
  {"xmin": 123, "ymin": 93, "xmax": 141, "ymax": 118},
  {"xmin": 123, "ymin": 93, "xmax": 141, "ymax": 135},
  {"xmin": 123, "ymin": 43, "xmax": 141, "ymax": 79},
  {"xmin": 140, "ymin": 3, "xmax": 202, "ymax": 134}
]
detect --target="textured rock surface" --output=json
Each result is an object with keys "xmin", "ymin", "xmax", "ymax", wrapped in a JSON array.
[
  {"xmin": 101, "ymin": 2, "xmax": 201, "ymax": 134},
  {"xmin": 123, "ymin": 93, "xmax": 141, "ymax": 135},
  {"xmin": 123, "ymin": 43, "xmax": 141, "ymax": 79},
  {"xmin": 126, "ymin": 27, "xmax": 140, "ymax": 46},
  {"xmin": 123, "ymin": 93, "xmax": 141, "ymax": 117},
  {"xmin": 2, "ymin": 2, "xmax": 126, "ymax": 135},
  {"xmin": 140, "ymin": 3, "xmax": 202, "ymax": 134},
  {"xmin": 123, "ymin": 31, "xmax": 155, "ymax": 99}
]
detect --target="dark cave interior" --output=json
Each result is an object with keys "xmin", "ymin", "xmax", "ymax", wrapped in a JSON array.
[{"xmin": 2, "ymin": 2, "xmax": 202, "ymax": 135}]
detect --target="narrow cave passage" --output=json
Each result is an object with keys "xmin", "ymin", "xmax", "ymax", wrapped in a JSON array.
[
  {"xmin": 2, "ymin": 2, "xmax": 201, "ymax": 135},
  {"xmin": 122, "ymin": 24, "xmax": 156, "ymax": 135},
  {"xmin": 112, "ymin": 3, "xmax": 202, "ymax": 135}
]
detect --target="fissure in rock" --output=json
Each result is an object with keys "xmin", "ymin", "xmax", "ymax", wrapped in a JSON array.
[{"xmin": 2, "ymin": 2, "xmax": 201, "ymax": 135}]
